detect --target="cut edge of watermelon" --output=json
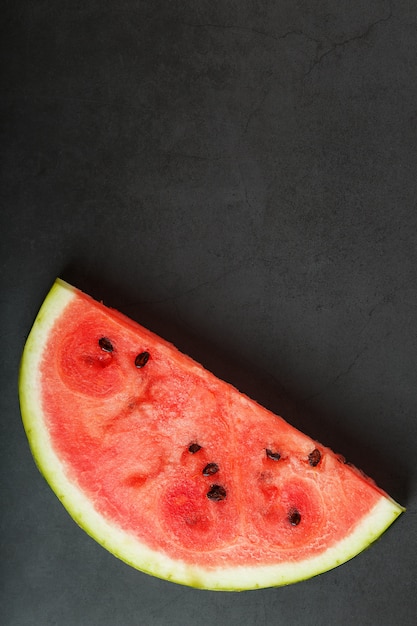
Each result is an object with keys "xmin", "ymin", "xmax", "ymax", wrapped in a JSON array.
[{"xmin": 19, "ymin": 279, "xmax": 405, "ymax": 591}]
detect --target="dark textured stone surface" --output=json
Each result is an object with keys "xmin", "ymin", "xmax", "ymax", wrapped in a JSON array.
[{"xmin": 1, "ymin": 1, "xmax": 416, "ymax": 624}]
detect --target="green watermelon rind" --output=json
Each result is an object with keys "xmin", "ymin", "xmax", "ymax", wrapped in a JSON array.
[{"xmin": 19, "ymin": 279, "xmax": 404, "ymax": 591}]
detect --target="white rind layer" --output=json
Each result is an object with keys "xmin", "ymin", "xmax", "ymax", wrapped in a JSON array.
[{"xmin": 19, "ymin": 279, "xmax": 404, "ymax": 591}]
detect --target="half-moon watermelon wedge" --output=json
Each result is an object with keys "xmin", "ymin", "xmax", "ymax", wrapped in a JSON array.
[{"xmin": 19, "ymin": 279, "xmax": 404, "ymax": 591}]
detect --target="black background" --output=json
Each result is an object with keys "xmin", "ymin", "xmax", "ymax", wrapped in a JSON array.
[{"xmin": 1, "ymin": 1, "xmax": 416, "ymax": 624}]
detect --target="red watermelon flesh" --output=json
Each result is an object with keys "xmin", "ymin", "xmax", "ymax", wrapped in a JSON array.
[{"xmin": 19, "ymin": 279, "xmax": 404, "ymax": 590}]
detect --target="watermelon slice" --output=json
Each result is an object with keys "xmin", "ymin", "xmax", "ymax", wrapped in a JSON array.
[{"xmin": 19, "ymin": 279, "xmax": 404, "ymax": 591}]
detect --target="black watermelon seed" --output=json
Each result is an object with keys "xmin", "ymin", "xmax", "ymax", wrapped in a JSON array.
[
  {"xmin": 266, "ymin": 448, "xmax": 281, "ymax": 461},
  {"xmin": 135, "ymin": 351, "xmax": 150, "ymax": 368},
  {"xmin": 202, "ymin": 462, "xmax": 219, "ymax": 476},
  {"xmin": 207, "ymin": 484, "xmax": 226, "ymax": 501},
  {"xmin": 308, "ymin": 448, "xmax": 321, "ymax": 467},
  {"xmin": 288, "ymin": 508, "xmax": 301, "ymax": 526},
  {"xmin": 188, "ymin": 443, "xmax": 202, "ymax": 454},
  {"xmin": 98, "ymin": 337, "xmax": 113, "ymax": 352}
]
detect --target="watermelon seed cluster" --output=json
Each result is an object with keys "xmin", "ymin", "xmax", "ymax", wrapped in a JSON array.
[
  {"xmin": 98, "ymin": 338, "xmax": 151, "ymax": 371},
  {"xmin": 261, "ymin": 446, "xmax": 323, "ymax": 527},
  {"xmin": 187, "ymin": 443, "xmax": 226, "ymax": 501}
]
